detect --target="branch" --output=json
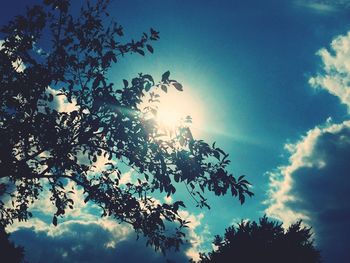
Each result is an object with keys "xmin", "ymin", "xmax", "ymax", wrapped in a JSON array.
[
  {"xmin": 185, "ymin": 183, "xmax": 199, "ymax": 205},
  {"xmin": 20, "ymin": 148, "xmax": 47, "ymax": 163}
]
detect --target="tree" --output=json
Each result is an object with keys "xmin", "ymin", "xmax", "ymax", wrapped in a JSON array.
[
  {"xmin": 196, "ymin": 216, "xmax": 321, "ymax": 263},
  {"xmin": 0, "ymin": 0, "xmax": 253, "ymax": 253},
  {"xmin": 0, "ymin": 225, "xmax": 25, "ymax": 263}
]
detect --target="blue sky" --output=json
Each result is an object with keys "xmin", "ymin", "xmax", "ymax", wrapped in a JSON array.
[{"xmin": 2, "ymin": 0, "xmax": 350, "ymax": 262}]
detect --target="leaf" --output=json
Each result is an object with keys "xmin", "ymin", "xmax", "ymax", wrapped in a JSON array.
[
  {"xmin": 173, "ymin": 82, "xmax": 183, "ymax": 91},
  {"xmin": 213, "ymin": 151, "xmax": 220, "ymax": 160},
  {"xmin": 216, "ymin": 147, "xmax": 226, "ymax": 156},
  {"xmin": 136, "ymin": 49, "xmax": 145, "ymax": 56},
  {"xmin": 92, "ymin": 76, "xmax": 100, "ymax": 89},
  {"xmin": 238, "ymin": 175, "xmax": 245, "ymax": 181},
  {"xmin": 123, "ymin": 79, "xmax": 128, "ymax": 88},
  {"xmin": 240, "ymin": 179, "xmax": 250, "ymax": 185},
  {"xmin": 161, "ymin": 71, "xmax": 170, "ymax": 82},
  {"xmin": 176, "ymin": 201, "xmax": 185, "ymax": 208},
  {"xmin": 246, "ymin": 190, "xmax": 254, "ymax": 197},
  {"xmin": 52, "ymin": 215, "xmax": 57, "ymax": 226},
  {"xmin": 230, "ymin": 186, "xmax": 237, "ymax": 196},
  {"xmin": 145, "ymin": 82, "xmax": 152, "ymax": 92},
  {"xmin": 146, "ymin": 44, "xmax": 153, "ymax": 53},
  {"xmin": 112, "ymin": 54, "xmax": 117, "ymax": 63},
  {"xmin": 239, "ymin": 193, "xmax": 245, "ymax": 204},
  {"xmin": 143, "ymin": 74, "xmax": 154, "ymax": 85},
  {"xmin": 161, "ymin": 85, "xmax": 167, "ymax": 93}
]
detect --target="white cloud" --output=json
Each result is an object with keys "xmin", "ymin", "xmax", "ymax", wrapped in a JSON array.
[
  {"xmin": 295, "ymin": 0, "xmax": 350, "ymax": 13},
  {"xmin": 176, "ymin": 210, "xmax": 214, "ymax": 261},
  {"xmin": 309, "ymin": 31, "xmax": 350, "ymax": 111},
  {"xmin": 296, "ymin": 1, "xmax": 337, "ymax": 12}
]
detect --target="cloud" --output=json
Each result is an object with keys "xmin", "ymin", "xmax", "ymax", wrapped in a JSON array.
[
  {"xmin": 7, "ymin": 181, "xmax": 204, "ymax": 263},
  {"xmin": 266, "ymin": 120, "xmax": 350, "ymax": 262},
  {"xmin": 11, "ymin": 221, "xmax": 154, "ymax": 263},
  {"xmin": 10, "ymin": 214, "xmax": 202, "ymax": 263},
  {"xmin": 178, "ymin": 210, "xmax": 205, "ymax": 261},
  {"xmin": 309, "ymin": 31, "xmax": 350, "ymax": 111},
  {"xmin": 295, "ymin": 0, "xmax": 350, "ymax": 13}
]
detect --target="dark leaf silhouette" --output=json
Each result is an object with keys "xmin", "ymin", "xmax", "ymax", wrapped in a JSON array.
[
  {"xmin": 162, "ymin": 70, "xmax": 170, "ymax": 82},
  {"xmin": 161, "ymin": 84, "xmax": 168, "ymax": 93},
  {"xmin": 52, "ymin": 215, "xmax": 57, "ymax": 226},
  {"xmin": 146, "ymin": 44, "xmax": 154, "ymax": 53},
  {"xmin": 173, "ymin": 82, "xmax": 183, "ymax": 91},
  {"xmin": 123, "ymin": 79, "xmax": 129, "ymax": 88},
  {"xmin": 0, "ymin": 0, "xmax": 253, "ymax": 253}
]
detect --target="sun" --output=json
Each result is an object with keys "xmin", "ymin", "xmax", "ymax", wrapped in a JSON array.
[
  {"xmin": 156, "ymin": 106, "xmax": 183, "ymax": 130},
  {"xmin": 141, "ymin": 85, "xmax": 203, "ymax": 137}
]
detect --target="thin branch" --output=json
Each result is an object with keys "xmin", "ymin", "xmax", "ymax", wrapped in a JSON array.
[{"xmin": 185, "ymin": 183, "xmax": 199, "ymax": 205}]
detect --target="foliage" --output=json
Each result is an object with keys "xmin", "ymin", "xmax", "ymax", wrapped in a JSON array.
[
  {"xmin": 196, "ymin": 216, "xmax": 321, "ymax": 263},
  {"xmin": 0, "ymin": 0, "xmax": 253, "ymax": 252},
  {"xmin": 0, "ymin": 225, "xmax": 25, "ymax": 263}
]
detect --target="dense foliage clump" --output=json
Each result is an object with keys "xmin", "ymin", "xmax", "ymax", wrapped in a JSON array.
[{"xmin": 196, "ymin": 216, "xmax": 321, "ymax": 263}]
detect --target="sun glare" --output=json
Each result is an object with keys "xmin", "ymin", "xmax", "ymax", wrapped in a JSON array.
[
  {"xmin": 156, "ymin": 106, "xmax": 183, "ymax": 130},
  {"xmin": 143, "ymin": 86, "xmax": 203, "ymax": 137}
]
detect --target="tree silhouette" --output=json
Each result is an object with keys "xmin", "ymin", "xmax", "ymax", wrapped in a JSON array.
[
  {"xmin": 0, "ymin": 0, "xmax": 253, "ymax": 252},
  {"xmin": 0, "ymin": 225, "xmax": 24, "ymax": 263},
  {"xmin": 196, "ymin": 216, "xmax": 321, "ymax": 263}
]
